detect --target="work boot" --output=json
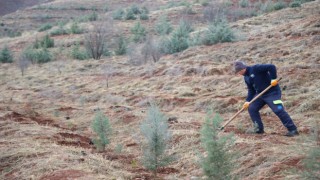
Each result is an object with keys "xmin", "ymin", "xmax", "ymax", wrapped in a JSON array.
[
  {"xmin": 285, "ymin": 129, "xmax": 299, "ymax": 137},
  {"xmin": 255, "ymin": 129, "xmax": 265, "ymax": 134},
  {"xmin": 246, "ymin": 129, "xmax": 264, "ymax": 134}
]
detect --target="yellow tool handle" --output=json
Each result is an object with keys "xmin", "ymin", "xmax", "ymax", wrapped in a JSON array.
[{"xmin": 220, "ymin": 77, "xmax": 282, "ymax": 130}]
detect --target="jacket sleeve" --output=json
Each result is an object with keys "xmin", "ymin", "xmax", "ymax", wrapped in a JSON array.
[
  {"xmin": 254, "ymin": 64, "xmax": 277, "ymax": 79},
  {"xmin": 245, "ymin": 78, "xmax": 255, "ymax": 102}
]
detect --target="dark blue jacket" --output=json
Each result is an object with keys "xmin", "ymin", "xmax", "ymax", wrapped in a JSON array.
[{"xmin": 244, "ymin": 64, "xmax": 281, "ymax": 101}]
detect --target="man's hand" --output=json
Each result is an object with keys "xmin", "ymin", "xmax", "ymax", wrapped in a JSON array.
[
  {"xmin": 243, "ymin": 102, "xmax": 250, "ymax": 110},
  {"xmin": 271, "ymin": 79, "xmax": 278, "ymax": 86}
]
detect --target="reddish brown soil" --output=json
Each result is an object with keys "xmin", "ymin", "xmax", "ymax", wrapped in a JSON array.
[
  {"xmin": 2, "ymin": 111, "xmax": 77, "ymax": 131},
  {"xmin": 53, "ymin": 132, "xmax": 93, "ymax": 149},
  {"xmin": 40, "ymin": 169, "xmax": 87, "ymax": 180},
  {"xmin": 131, "ymin": 167, "xmax": 180, "ymax": 180}
]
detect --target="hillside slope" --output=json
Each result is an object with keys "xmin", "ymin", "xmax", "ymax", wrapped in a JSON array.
[
  {"xmin": 0, "ymin": 0, "xmax": 319, "ymax": 179},
  {"xmin": 0, "ymin": 0, "xmax": 52, "ymax": 16}
]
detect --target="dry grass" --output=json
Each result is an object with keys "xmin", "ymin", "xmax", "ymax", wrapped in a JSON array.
[{"xmin": 0, "ymin": 0, "xmax": 320, "ymax": 179}]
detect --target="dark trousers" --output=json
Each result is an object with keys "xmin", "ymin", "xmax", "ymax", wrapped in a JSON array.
[{"xmin": 248, "ymin": 91, "xmax": 297, "ymax": 131}]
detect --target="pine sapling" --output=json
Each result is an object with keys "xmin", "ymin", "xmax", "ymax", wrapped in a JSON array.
[
  {"xmin": 300, "ymin": 121, "xmax": 320, "ymax": 179},
  {"xmin": 0, "ymin": 46, "xmax": 13, "ymax": 63},
  {"xmin": 140, "ymin": 104, "xmax": 175, "ymax": 177},
  {"xmin": 200, "ymin": 111, "xmax": 236, "ymax": 180},
  {"xmin": 91, "ymin": 111, "xmax": 112, "ymax": 152}
]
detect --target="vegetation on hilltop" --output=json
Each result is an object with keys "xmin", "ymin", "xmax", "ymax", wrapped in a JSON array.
[{"xmin": 0, "ymin": 0, "xmax": 319, "ymax": 179}]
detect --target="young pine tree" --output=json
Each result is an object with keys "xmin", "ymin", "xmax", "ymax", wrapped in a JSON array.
[
  {"xmin": 71, "ymin": 42, "xmax": 89, "ymax": 60},
  {"xmin": 131, "ymin": 22, "xmax": 146, "ymax": 43},
  {"xmin": 200, "ymin": 112, "xmax": 236, "ymax": 180},
  {"xmin": 91, "ymin": 111, "xmax": 112, "ymax": 152},
  {"xmin": 155, "ymin": 15, "xmax": 173, "ymax": 35},
  {"xmin": 202, "ymin": 19, "xmax": 235, "ymax": 46},
  {"xmin": 300, "ymin": 121, "xmax": 320, "ymax": 179},
  {"xmin": 115, "ymin": 35, "xmax": 127, "ymax": 55},
  {"xmin": 140, "ymin": 104, "xmax": 175, "ymax": 178},
  {"xmin": 0, "ymin": 46, "xmax": 13, "ymax": 63},
  {"xmin": 161, "ymin": 19, "xmax": 192, "ymax": 54}
]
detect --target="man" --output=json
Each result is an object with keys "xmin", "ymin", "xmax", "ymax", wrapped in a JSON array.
[{"xmin": 234, "ymin": 60, "xmax": 299, "ymax": 136}]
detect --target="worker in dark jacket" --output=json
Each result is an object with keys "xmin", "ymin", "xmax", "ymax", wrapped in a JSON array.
[{"xmin": 234, "ymin": 60, "xmax": 299, "ymax": 136}]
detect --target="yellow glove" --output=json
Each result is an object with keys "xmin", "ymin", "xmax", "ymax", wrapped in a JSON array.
[
  {"xmin": 243, "ymin": 102, "xmax": 250, "ymax": 110},
  {"xmin": 271, "ymin": 79, "xmax": 278, "ymax": 87}
]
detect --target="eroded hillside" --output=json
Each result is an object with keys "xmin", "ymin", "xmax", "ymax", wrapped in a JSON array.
[{"xmin": 0, "ymin": 0, "xmax": 319, "ymax": 179}]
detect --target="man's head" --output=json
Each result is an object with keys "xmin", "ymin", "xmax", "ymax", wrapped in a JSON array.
[{"xmin": 234, "ymin": 60, "xmax": 247, "ymax": 75}]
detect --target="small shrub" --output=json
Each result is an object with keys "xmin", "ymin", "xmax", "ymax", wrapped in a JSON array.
[
  {"xmin": 183, "ymin": 5, "xmax": 196, "ymax": 14},
  {"xmin": 23, "ymin": 47, "xmax": 53, "ymax": 64},
  {"xmin": 273, "ymin": 1, "xmax": 286, "ymax": 10},
  {"xmin": 179, "ymin": 1, "xmax": 191, "ymax": 6},
  {"xmin": 0, "ymin": 46, "xmax": 13, "ymax": 63},
  {"xmin": 91, "ymin": 6, "xmax": 98, "ymax": 11},
  {"xmin": 141, "ymin": 7, "xmax": 149, "ymax": 14},
  {"xmin": 115, "ymin": 35, "xmax": 127, "ymax": 55},
  {"xmin": 88, "ymin": 11, "xmax": 98, "ymax": 21},
  {"xmin": 91, "ymin": 111, "xmax": 112, "ymax": 152},
  {"xmin": 103, "ymin": 5, "xmax": 109, "ymax": 12},
  {"xmin": 179, "ymin": 19, "xmax": 194, "ymax": 33},
  {"xmin": 140, "ymin": 104, "xmax": 176, "ymax": 178},
  {"xmin": 290, "ymin": 1, "xmax": 301, "ymax": 7},
  {"xmin": 42, "ymin": 35, "xmax": 55, "ymax": 48},
  {"xmin": 70, "ymin": 22, "xmax": 83, "ymax": 34},
  {"xmin": 33, "ymin": 35, "xmax": 54, "ymax": 49},
  {"xmin": 38, "ymin": 23, "xmax": 53, "ymax": 32},
  {"xmin": 261, "ymin": 0, "xmax": 275, "ymax": 13},
  {"xmin": 130, "ymin": 4, "xmax": 141, "ymax": 15},
  {"xmin": 71, "ymin": 42, "xmax": 89, "ymax": 60},
  {"xmin": 155, "ymin": 15, "xmax": 173, "ymax": 35},
  {"xmin": 239, "ymin": 0, "xmax": 250, "ymax": 8},
  {"xmin": 200, "ymin": 112, "xmax": 236, "ymax": 179},
  {"xmin": 75, "ymin": 6, "xmax": 87, "ymax": 11},
  {"xmin": 36, "ymin": 48, "xmax": 53, "ymax": 63},
  {"xmin": 159, "ymin": 20, "xmax": 191, "ymax": 54},
  {"xmin": 202, "ymin": 20, "xmax": 235, "ymax": 45},
  {"xmin": 33, "ymin": 39, "xmax": 41, "ymax": 49},
  {"xmin": 125, "ymin": 9, "xmax": 137, "ymax": 20},
  {"xmin": 300, "ymin": 147, "xmax": 320, "ymax": 179},
  {"xmin": 50, "ymin": 26, "xmax": 68, "ymax": 36},
  {"xmin": 7, "ymin": 29, "xmax": 22, "ymax": 37},
  {"xmin": 300, "ymin": 0, "xmax": 315, "ymax": 3},
  {"xmin": 200, "ymin": 0, "xmax": 209, "ymax": 6},
  {"xmin": 113, "ymin": 9, "xmax": 125, "ymax": 20},
  {"xmin": 169, "ymin": 28, "xmax": 189, "ymax": 53},
  {"xmin": 23, "ymin": 47, "xmax": 38, "ymax": 64},
  {"xmin": 297, "ymin": 121, "xmax": 320, "ymax": 179},
  {"xmin": 115, "ymin": 144, "xmax": 123, "ymax": 153},
  {"xmin": 131, "ymin": 22, "xmax": 146, "ymax": 43},
  {"xmin": 224, "ymin": 0, "xmax": 233, "ymax": 7},
  {"xmin": 188, "ymin": 32, "xmax": 202, "ymax": 47},
  {"xmin": 103, "ymin": 48, "xmax": 111, "ymax": 57},
  {"xmin": 139, "ymin": 12, "xmax": 149, "ymax": 20}
]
